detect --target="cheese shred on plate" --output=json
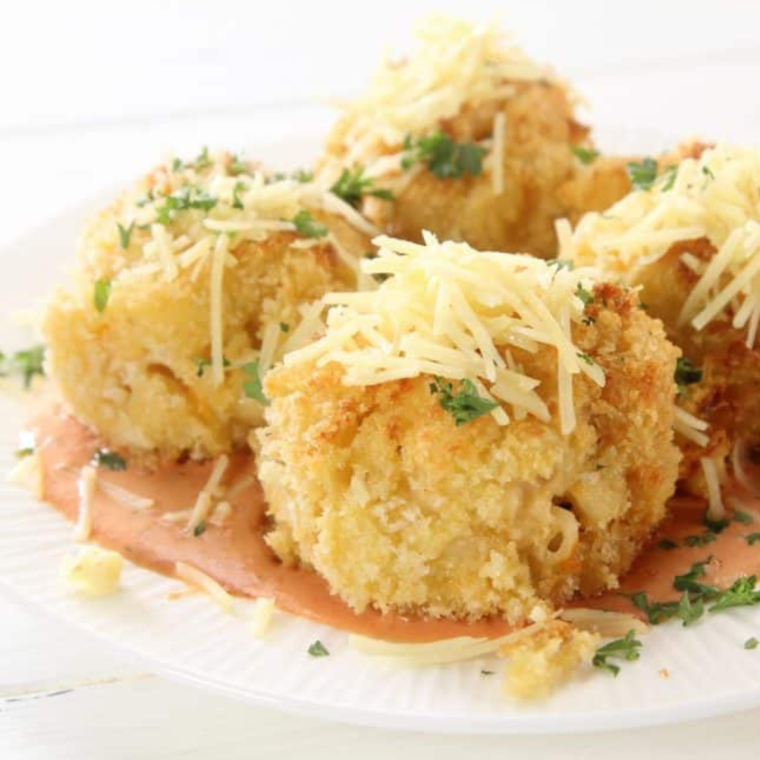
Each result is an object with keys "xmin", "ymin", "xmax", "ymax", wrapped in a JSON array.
[
  {"xmin": 562, "ymin": 144, "xmax": 760, "ymax": 347},
  {"xmin": 175, "ymin": 561, "xmax": 233, "ymax": 612},
  {"xmin": 284, "ymin": 232, "xmax": 605, "ymax": 434},
  {"xmin": 73, "ymin": 465, "xmax": 97, "ymax": 543}
]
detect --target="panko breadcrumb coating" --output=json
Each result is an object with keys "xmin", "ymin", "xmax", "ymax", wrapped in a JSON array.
[
  {"xmin": 564, "ymin": 143, "xmax": 760, "ymax": 491},
  {"xmin": 44, "ymin": 151, "xmax": 370, "ymax": 461},
  {"xmin": 256, "ymin": 237, "xmax": 680, "ymax": 623},
  {"xmin": 501, "ymin": 620, "xmax": 600, "ymax": 700},
  {"xmin": 318, "ymin": 16, "xmax": 631, "ymax": 258}
]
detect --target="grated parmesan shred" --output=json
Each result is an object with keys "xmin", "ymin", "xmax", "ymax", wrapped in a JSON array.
[
  {"xmin": 563, "ymin": 144, "xmax": 760, "ymax": 348},
  {"xmin": 175, "ymin": 561, "xmax": 233, "ymax": 611},
  {"xmin": 73, "ymin": 465, "xmax": 97, "ymax": 543},
  {"xmin": 187, "ymin": 455, "xmax": 229, "ymax": 532},
  {"xmin": 701, "ymin": 456, "xmax": 726, "ymax": 521},
  {"xmin": 284, "ymin": 232, "xmax": 605, "ymax": 434}
]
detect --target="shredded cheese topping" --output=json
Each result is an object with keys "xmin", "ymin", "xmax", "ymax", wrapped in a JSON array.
[
  {"xmin": 175, "ymin": 561, "xmax": 232, "ymax": 611},
  {"xmin": 95, "ymin": 151, "xmax": 369, "ymax": 385},
  {"xmin": 674, "ymin": 406, "xmax": 710, "ymax": 447},
  {"xmin": 701, "ymin": 456, "xmax": 726, "ymax": 521},
  {"xmin": 284, "ymin": 232, "xmax": 605, "ymax": 434},
  {"xmin": 563, "ymin": 144, "xmax": 760, "ymax": 347},
  {"xmin": 338, "ymin": 16, "xmax": 555, "ymax": 157},
  {"xmin": 187, "ymin": 455, "xmax": 229, "ymax": 531},
  {"xmin": 73, "ymin": 465, "xmax": 97, "ymax": 543}
]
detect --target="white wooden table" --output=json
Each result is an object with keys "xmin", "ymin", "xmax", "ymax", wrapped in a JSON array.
[{"xmin": 4, "ymin": 1, "xmax": 760, "ymax": 756}]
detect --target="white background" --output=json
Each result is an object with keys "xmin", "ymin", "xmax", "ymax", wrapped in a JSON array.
[{"xmin": 3, "ymin": 0, "xmax": 760, "ymax": 756}]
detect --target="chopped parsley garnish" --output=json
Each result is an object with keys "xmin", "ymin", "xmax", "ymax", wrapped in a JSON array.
[
  {"xmin": 575, "ymin": 282, "xmax": 594, "ymax": 306},
  {"xmin": 570, "ymin": 146, "xmax": 600, "ymax": 165},
  {"xmin": 684, "ymin": 532, "xmax": 716, "ymax": 548},
  {"xmin": 576, "ymin": 352, "xmax": 595, "ymax": 366},
  {"xmin": 702, "ymin": 512, "xmax": 730, "ymax": 534},
  {"xmin": 135, "ymin": 189, "xmax": 155, "ymax": 208},
  {"xmin": 117, "ymin": 221, "xmax": 134, "ymax": 249},
  {"xmin": 292, "ymin": 210, "xmax": 327, "ymax": 239},
  {"xmin": 402, "ymin": 132, "xmax": 486, "ymax": 180},
  {"xmin": 154, "ymin": 186, "xmax": 218, "ymax": 224},
  {"xmin": 242, "ymin": 360, "xmax": 268, "ymax": 405},
  {"xmin": 171, "ymin": 157, "xmax": 185, "ymax": 172},
  {"xmin": 2, "ymin": 345, "xmax": 46, "ymax": 389},
  {"xmin": 480, "ymin": 669, "xmax": 495, "ymax": 676},
  {"xmin": 228, "ymin": 154, "xmax": 247, "ymax": 176},
  {"xmin": 364, "ymin": 251, "xmax": 391, "ymax": 283},
  {"xmin": 279, "ymin": 322, "xmax": 290, "ymax": 333},
  {"xmin": 745, "ymin": 533, "xmax": 760, "ymax": 546},
  {"xmin": 232, "ymin": 181, "xmax": 246, "ymax": 210},
  {"xmin": 703, "ymin": 165, "xmax": 715, "ymax": 181},
  {"xmin": 657, "ymin": 538, "xmax": 679, "ymax": 551},
  {"xmin": 15, "ymin": 447, "xmax": 34, "ymax": 458},
  {"xmin": 632, "ymin": 558, "xmax": 760, "ymax": 627},
  {"xmin": 429, "ymin": 377, "xmax": 499, "ymax": 426},
  {"xmin": 674, "ymin": 357, "xmax": 702, "ymax": 396},
  {"xmin": 330, "ymin": 165, "xmax": 394, "ymax": 208},
  {"xmin": 547, "ymin": 258, "xmax": 574, "ymax": 271},
  {"xmin": 193, "ymin": 520, "xmax": 207, "ymax": 537},
  {"xmin": 193, "ymin": 146, "xmax": 212, "ymax": 171},
  {"xmin": 592, "ymin": 630, "xmax": 642, "ymax": 677},
  {"xmin": 734, "ymin": 510, "xmax": 754, "ymax": 526},
  {"xmin": 745, "ymin": 637, "xmax": 759, "ymax": 650},
  {"xmin": 307, "ymin": 640, "xmax": 329, "ymax": 657},
  {"xmin": 94, "ymin": 279, "xmax": 112, "ymax": 313},
  {"xmin": 93, "ymin": 449, "xmax": 127, "ymax": 471},
  {"xmin": 194, "ymin": 356, "xmax": 231, "ymax": 378},
  {"xmin": 626, "ymin": 157, "xmax": 659, "ymax": 191},
  {"xmin": 271, "ymin": 168, "xmax": 314, "ymax": 183}
]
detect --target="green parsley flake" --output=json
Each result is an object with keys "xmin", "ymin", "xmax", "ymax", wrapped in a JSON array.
[
  {"xmin": 194, "ymin": 356, "xmax": 231, "ymax": 378},
  {"xmin": 547, "ymin": 259, "xmax": 574, "ymax": 271},
  {"xmin": 228, "ymin": 155, "xmax": 247, "ymax": 176},
  {"xmin": 745, "ymin": 533, "xmax": 760, "ymax": 546},
  {"xmin": 480, "ymin": 669, "xmax": 495, "ymax": 676},
  {"xmin": 292, "ymin": 210, "xmax": 327, "ymax": 239},
  {"xmin": 94, "ymin": 279, "xmax": 112, "ymax": 313},
  {"xmin": 576, "ymin": 352, "xmax": 595, "ymax": 366},
  {"xmin": 117, "ymin": 221, "xmax": 134, "ymax": 249},
  {"xmin": 93, "ymin": 449, "xmax": 127, "ymax": 471},
  {"xmin": 232, "ymin": 181, "xmax": 246, "ymax": 210},
  {"xmin": 331, "ymin": 165, "xmax": 394, "ymax": 208},
  {"xmin": 657, "ymin": 538, "xmax": 679, "ymax": 551},
  {"xmin": 402, "ymin": 132, "xmax": 486, "ymax": 180},
  {"xmin": 193, "ymin": 147, "xmax": 212, "ymax": 171},
  {"xmin": 4, "ymin": 345, "xmax": 46, "ymax": 389},
  {"xmin": 193, "ymin": 520, "xmax": 207, "ymax": 537},
  {"xmin": 575, "ymin": 282, "xmax": 594, "ymax": 306},
  {"xmin": 626, "ymin": 157, "xmax": 659, "ymax": 191},
  {"xmin": 279, "ymin": 322, "xmax": 290, "ymax": 333},
  {"xmin": 15, "ymin": 447, "xmax": 34, "ymax": 459},
  {"xmin": 745, "ymin": 637, "xmax": 759, "ymax": 650},
  {"xmin": 242, "ymin": 360, "xmax": 268, "ymax": 405},
  {"xmin": 429, "ymin": 377, "xmax": 499, "ymax": 426},
  {"xmin": 734, "ymin": 510, "xmax": 754, "ymax": 526},
  {"xmin": 571, "ymin": 146, "xmax": 600, "ymax": 165},
  {"xmin": 592, "ymin": 630, "xmax": 642, "ymax": 677},
  {"xmin": 154, "ymin": 186, "xmax": 218, "ymax": 224},
  {"xmin": 308, "ymin": 640, "xmax": 329, "ymax": 657},
  {"xmin": 674, "ymin": 357, "xmax": 702, "ymax": 396},
  {"xmin": 684, "ymin": 532, "xmax": 717, "ymax": 548}
]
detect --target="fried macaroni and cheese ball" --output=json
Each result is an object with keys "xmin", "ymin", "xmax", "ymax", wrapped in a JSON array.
[
  {"xmin": 44, "ymin": 151, "xmax": 371, "ymax": 461},
  {"xmin": 564, "ymin": 144, "xmax": 760, "ymax": 494},
  {"xmin": 256, "ymin": 235, "xmax": 680, "ymax": 623},
  {"xmin": 317, "ymin": 16, "xmax": 631, "ymax": 258}
]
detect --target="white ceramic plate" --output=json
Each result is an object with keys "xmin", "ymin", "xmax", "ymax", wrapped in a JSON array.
[{"xmin": 3, "ymin": 125, "xmax": 760, "ymax": 735}]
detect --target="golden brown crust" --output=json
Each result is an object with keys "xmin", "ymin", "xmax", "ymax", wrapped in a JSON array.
[{"xmin": 256, "ymin": 285, "xmax": 680, "ymax": 622}]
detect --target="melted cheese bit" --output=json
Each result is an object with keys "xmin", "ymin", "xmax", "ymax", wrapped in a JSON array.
[
  {"xmin": 73, "ymin": 465, "xmax": 97, "ymax": 542},
  {"xmin": 285, "ymin": 232, "xmax": 605, "ymax": 434},
  {"xmin": 249, "ymin": 597, "xmax": 276, "ymax": 638},
  {"xmin": 175, "ymin": 561, "xmax": 232, "ymax": 611},
  {"xmin": 61, "ymin": 546, "xmax": 123, "ymax": 597},
  {"xmin": 564, "ymin": 144, "xmax": 760, "ymax": 347}
]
